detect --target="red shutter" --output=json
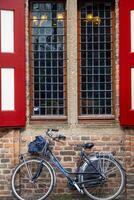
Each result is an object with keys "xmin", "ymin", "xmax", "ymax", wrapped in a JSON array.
[
  {"xmin": 119, "ymin": 0, "xmax": 134, "ymax": 126},
  {"xmin": 0, "ymin": 0, "xmax": 25, "ymax": 127}
]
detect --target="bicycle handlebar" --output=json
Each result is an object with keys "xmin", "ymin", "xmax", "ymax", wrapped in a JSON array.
[
  {"xmin": 51, "ymin": 129, "xmax": 59, "ymax": 132},
  {"xmin": 46, "ymin": 129, "xmax": 66, "ymax": 141},
  {"xmin": 58, "ymin": 134, "xmax": 66, "ymax": 140}
]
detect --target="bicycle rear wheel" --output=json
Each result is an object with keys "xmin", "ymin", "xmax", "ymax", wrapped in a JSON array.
[
  {"xmin": 80, "ymin": 155, "xmax": 125, "ymax": 200},
  {"xmin": 12, "ymin": 159, "xmax": 55, "ymax": 200}
]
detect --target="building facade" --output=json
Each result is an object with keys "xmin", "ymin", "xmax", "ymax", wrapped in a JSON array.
[{"xmin": 0, "ymin": 0, "xmax": 134, "ymax": 199}]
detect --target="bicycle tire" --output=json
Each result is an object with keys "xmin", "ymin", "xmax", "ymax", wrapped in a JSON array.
[
  {"xmin": 79, "ymin": 154, "xmax": 125, "ymax": 200},
  {"xmin": 12, "ymin": 158, "xmax": 56, "ymax": 200}
]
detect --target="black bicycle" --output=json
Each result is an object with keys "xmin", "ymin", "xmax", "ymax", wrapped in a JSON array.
[{"xmin": 11, "ymin": 129, "xmax": 125, "ymax": 200}]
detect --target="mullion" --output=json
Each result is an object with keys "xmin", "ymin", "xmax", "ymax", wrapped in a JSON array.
[
  {"xmin": 49, "ymin": 49, "xmax": 51, "ymax": 115},
  {"xmin": 98, "ymin": 7, "xmax": 101, "ymax": 115},
  {"xmin": 57, "ymin": 60, "xmax": 60, "ymax": 115},
  {"xmin": 51, "ymin": 40, "xmax": 53, "ymax": 115},
  {"xmin": 104, "ymin": 6, "xmax": 106, "ymax": 114},
  {"xmin": 91, "ymin": 6, "xmax": 95, "ymax": 114},
  {"xmin": 86, "ymin": 6, "xmax": 88, "ymax": 95},
  {"xmin": 33, "ymin": 69, "xmax": 36, "ymax": 115}
]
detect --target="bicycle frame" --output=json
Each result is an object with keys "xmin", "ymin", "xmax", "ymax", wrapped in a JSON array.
[
  {"xmin": 20, "ymin": 145, "xmax": 105, "ymax": 192},
  {"xmin": 45, "ymin": 147, "xmax": 105, "ymax": 187}
]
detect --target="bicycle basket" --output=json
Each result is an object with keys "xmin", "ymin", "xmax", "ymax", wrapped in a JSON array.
[{"xmin": 28, "ymin": 136, "xmax": 46, "ymax": 155}]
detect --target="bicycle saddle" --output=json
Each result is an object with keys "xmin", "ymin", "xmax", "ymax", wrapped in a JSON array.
[{"xmin": 82, "ymin": 143, "xmax": 94, "ymax": 149}]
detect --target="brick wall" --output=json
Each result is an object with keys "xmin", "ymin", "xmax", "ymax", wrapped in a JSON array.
[
  {"xmin": 124, "ymin": 130, "xmax": 134, "ymax": 200},
  {"xmin": 0, "ymin": 130, "xmax": 19, "ymax": 198}
]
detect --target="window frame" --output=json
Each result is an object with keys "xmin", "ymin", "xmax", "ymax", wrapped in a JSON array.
[
  {"xmin": 77, "ymin": 0, "xmax": 116, "ymax": 122},
  {"xmin": 29, "ymin": 0, "xmax": 67, "ymax": 123}
]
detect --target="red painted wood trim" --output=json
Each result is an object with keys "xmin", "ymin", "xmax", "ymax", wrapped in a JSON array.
[
  {"xmin": 0, "ymin": 0, "xmax": 26, "ymax": 127},
  {"xmin": 119, "ymin": 0, "xmax": 134, "ymax": 126}
]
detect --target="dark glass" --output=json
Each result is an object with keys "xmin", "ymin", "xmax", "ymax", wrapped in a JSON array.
[
  {"xmin": 41, "ymin": 92, "xmax": 45, "ymax": 98},
  {"xmin": 88, "ymin": 107, "xmax": 93, "ymax": 114},
  {"xmin": 34, "ymin": 68, "xmax": 39, "ymax": 75},
  {"xmin": 94, "ymin": 108, "xmax": 99, "ymax": 114},
  {"xmin": 87, "ymin": 67, "xmax": 92, "ymax": 74},
  {"xmin": 46, "ymin": 68, "xmax": 51, "ymax": 75},
  {"xmin": 59, "ymin": 84, "xmax": 63, "ymax": 91},
  {"xmin": 100, "ymin": 99, "xmax": 105, "ymax": 106},
  {"xmin": 81, "ymin": 43, "xmax": 86, "ymax": 50},
  {"xmin": 81, "ymin": 67, "xmax": 86, "ymax": 75},
  {"xmin": 40, "ymin": 60, "xmax": 45, "ymax": 66},
  {"xmin": 41, "ymin": 84, "xmax": 45, "ymax": 90},
  {"xmin": 81, "ymin": 59, "xmax": 86, "ymax": 66},
  {"xmin": 106, "ymin": 107, "xmax": 111, "ymax": 114},
  {"xmin": 46, "ymin": 60, "xmax": 51, "ymax": 67},
  {"xmin": 59, "ymin": 108, "xmax": 64, "ymax": 115},
  {"xmin": 87, "ymin": 43, "xmax": 92, "ymax": 50},
  {"xmin": 100, "ymin": 92, "xmax": 105, "ymax": 98},
  {"xmin": 87, "ymin": 35, "xmax": 92, "ymax": 42},
  {"xmin": 82, "ymin": 83, "xmax": 86, "ymax": 90},
  {"xmin": 100, "ymin": 83, "xmax": 105, "ymax": 90},
  {"xmin": 53, "ymin": 76, "xmax": 57, "ymax": 82},
  {"xmin": 81, "ymin": 28, "xmax": 86, "ymax": 34}
]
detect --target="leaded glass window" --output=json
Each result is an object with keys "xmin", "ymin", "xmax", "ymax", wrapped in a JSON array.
[
  {"xmin": 78, "ymin": 1, "xmax": 114, "ymax": 115},
  {"xmin": 30, "ymin": 2, "xmax": 67, "ymax": 116}
]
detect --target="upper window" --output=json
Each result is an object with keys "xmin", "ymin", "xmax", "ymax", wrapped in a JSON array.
[
  {"xmin": 78, "ymin": 1, "xmax": 114, "ymax": 116},
  {"xmin": 30, "ymin": 1, "xmax": 67, "ymax": 117}
]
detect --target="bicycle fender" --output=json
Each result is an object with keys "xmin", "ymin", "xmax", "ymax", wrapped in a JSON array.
[{"xmin": 113, "ymin": 158, "xmax": 126, "ymax": 173}]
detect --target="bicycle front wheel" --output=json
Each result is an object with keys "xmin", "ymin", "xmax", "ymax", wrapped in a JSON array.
[
  {"xmin": 80, "ymin": 155, "xmax": 125, "ymax": 200},
  {"xmin": 12, "ymin": 159, "xmax": 55, "ymax": 200}
]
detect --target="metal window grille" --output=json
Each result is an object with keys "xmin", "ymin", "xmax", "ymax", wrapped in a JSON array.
[
  {"xmin": 79, "ymin": 2, "xmax": 113, "ymax": 115},
  {"xmin": 30, "ymin": 2, "xmax": 67, "ymax": 116}
]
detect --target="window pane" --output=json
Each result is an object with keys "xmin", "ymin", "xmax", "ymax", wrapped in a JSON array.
[
  {"xmin": 79, "ymin": 1, "xmax": 113, "ymax": 115},
  {"xmin": 30, "ymin": 2, "xmax": 66, "ymax": 116}
]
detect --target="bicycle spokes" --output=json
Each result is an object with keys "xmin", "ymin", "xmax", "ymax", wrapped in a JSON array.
[
  {"xmin": 13, "ymin": 160, "xmax": 54, "ymax": 200},
  {"xmin": 81, "ymin": 156, "xmax": 124, "ymax": 200}
]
